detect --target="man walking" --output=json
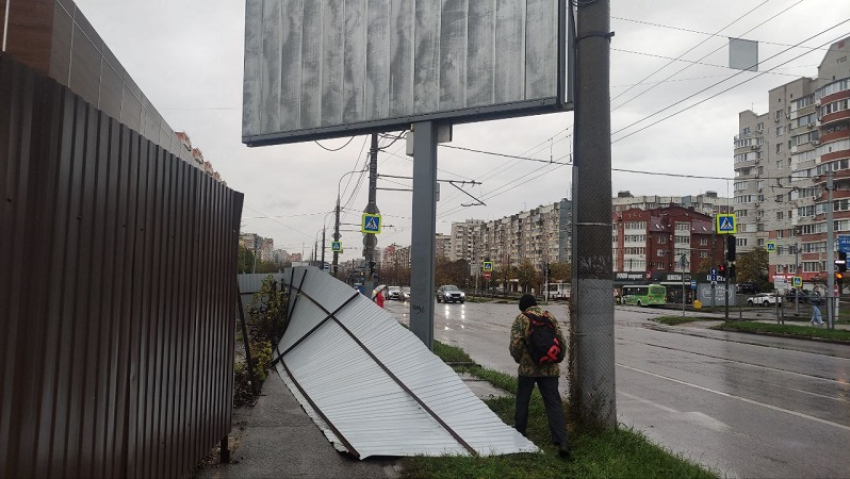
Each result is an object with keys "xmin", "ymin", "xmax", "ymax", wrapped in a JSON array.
[
  {"xmin": 810, "ymin": 294, "xmax": 823, "ymax": 326},
  {"xmin": 509, "ymin": 294, "xmax": 571, "ymax": 459}
]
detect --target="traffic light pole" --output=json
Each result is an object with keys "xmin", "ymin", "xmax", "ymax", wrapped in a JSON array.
[
  {"xmin": 827, "ymin": 170, "xmax": 835, "ymax": 329},
  {"xmin": 724, "ymin": 239, "xmax": 729, "ymax": 322}
]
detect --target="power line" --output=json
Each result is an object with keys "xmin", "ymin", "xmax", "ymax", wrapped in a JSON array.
[
  {"xmin": 612, "ymin": 24, "xmax": 850, "ymax": 143},
  {"xmin": 612, "ymin": 14, "xmax": 831, "ymax": 52},
  {"xmin": 612, "ymin": 0, "xmax": 806, "ymax": 111},
  {"xmin": 242, "ymin": 206, "xmax": 316, "ymax": 240},
  {"xmin": 314, "ymin": 136, "xmax": 356, "ymax": 152},
  {"xmin": 611, "ymin": 0, "xmax": 772, "ymax": 104},
  {"xmin": 439, "ymin": 144, "xmax": 572, "ymax": 165},
  {"xmin": 613, "ymin": 48, "xmax": 807, "ymax": 78}
]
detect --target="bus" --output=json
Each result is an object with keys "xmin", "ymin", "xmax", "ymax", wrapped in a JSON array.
[
  {"xmin": 621, "ymin": 284, "xmax": 667, "ymax": 307},
  {"xmin": 547, "ymin": 282, "xmax": 571, "ymax": 300}
]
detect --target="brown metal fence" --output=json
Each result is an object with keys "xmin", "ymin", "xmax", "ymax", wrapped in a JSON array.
[{"xmin": 0, "ymin": 54, "xmax": 244, "ymax": 478}]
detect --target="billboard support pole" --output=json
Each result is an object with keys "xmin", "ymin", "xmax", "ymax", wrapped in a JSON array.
[
  {"xmin": 570, "ymin": 0, "xmax": 616, "ymax": 429},
  {"xmin": 410, "ymin": 122, "xmax": 438, "ymax": 350}
]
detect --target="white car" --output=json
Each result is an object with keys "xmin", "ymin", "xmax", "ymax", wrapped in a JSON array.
[{"xmin": 747, "ymin": 293, "xmax": 783, "ymax": 307}]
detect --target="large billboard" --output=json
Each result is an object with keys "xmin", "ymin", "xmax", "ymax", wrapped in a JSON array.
[{"xmin": 242, "ymin": 0, "xmax": 571, "ymax": 146}]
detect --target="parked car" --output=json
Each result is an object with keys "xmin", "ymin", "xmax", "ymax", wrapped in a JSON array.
[
  {"xmin": 387, "ymin": 286, "xmax": 401, "ymax": 300},
  {"xmin": 436, "ymin": 285, "xmax": 465, "ymax": 303},
  {"xmin": 784, "ymin": 289, "xmax": 816, "ymax": 304},
  {"xmin": 737, "ymin": 282, "xmax": 759, "ymax": 294},
  {"xmin": 747, "ymin": 293, "xmax": 783, "ymax": 307}
]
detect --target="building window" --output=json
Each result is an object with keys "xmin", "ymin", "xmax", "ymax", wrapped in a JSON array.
[
  {"xmin": 742, "ymin": 127, "xmax": 751, "ymax": 135},
  {"xmin": 757, "ymin": 238, "xmax": 765, "ymax": 246},
  {"xmin": 776, "ymin": 211, "xmax": 784, "ymax": 220},
  {"xmin": 736, "ymin": 238, "xmax": 748, "ymax": 247},
  {"xmin": 675, "ymin": 235, "xmax": 690, "ymax": 244},
  {"xmin": 657, "ymin": 236, "xmax": 667, "ymax": 245},
  {"xmin": 700, "ymin": 251, "xmax": 708, "ymax": 258},
  {"xmin": 700, "ymin": 238, "xmax": 708, "ymax": 246},
  {"xmin": 757, "ymin": 122, "xmax": 764, "ymax": 132},
  {"xmin": 675, "ymin": 222, "xmax": 690, "ymax": 231},
  {"xmin": 777, "ymin": 125, "xmax": 785, "ymax": 136},
  {"xmin": 777, "ymin": 160, "xmax": 784, "ymax": 170},
  {"xmin": 657, "ymin": 249, "xmax": 667, "ymax": 257},
  {"xmin": 776, "ymin": 143, "xmax": 783, "ymax": 154}
]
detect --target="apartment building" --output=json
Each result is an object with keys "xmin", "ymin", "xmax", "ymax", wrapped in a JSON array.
[
  {"xmin": 734, "ymin": 37, "xmax": 850, "ymax": 281},
  {"xmin": 435, "ymin": 234, "xmax": 452, "ymax": 260},
  {"xmin": 613, "ymin": 191, "xmax": 732, "ymax": 216},
  {"xmin": 449, "ymin": 199, "xmax": 572, "ymax": 273},
  {"xmin": 612, "ymin": 206, "xmax": 725, "ymax": 279}
]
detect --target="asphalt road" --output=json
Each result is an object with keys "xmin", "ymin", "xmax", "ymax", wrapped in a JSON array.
[{"xmin": 384, "ymin": 300, "xmax": 850, "ymax": 479}]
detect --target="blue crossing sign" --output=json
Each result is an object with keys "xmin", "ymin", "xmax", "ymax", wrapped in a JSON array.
[
  {"xmin": 482, "ymin": 261, "xmax": 493, "ymax": 272},
  {"xmin": 331, "ymin": 241, "xmax": 342, "ymax": 252},
  {"xmin": 715, "ymin": 214, "xmax": 737, "ymax": 234},
  {"xmin": 792, "ymin": 276, "xmax": 803, "ymax": 288},
  {"xmin": 839, "ymin": 235, "xmax": 850, "ymax": 253},
  {"xmin": 361, "ymin": 213, "xmax": 383, "ymax": 234},
  {"xmin": 766, "ymin": 241, "xmax": 776, "ymax": 253},
  {"xmin": 710, "ymin": 268, "xmax": 717, "ymax": 282}
]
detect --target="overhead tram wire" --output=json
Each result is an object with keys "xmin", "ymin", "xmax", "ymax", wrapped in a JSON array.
[
  {"xmin": 613, "ymin": 24, "xmax": 850, "ymax": 143},
  {"xmin": 612, "ymin": 0, "xmax": 806, "ymax": 111},
  {"xmin": 242, "ymin": 205, "xmax": 316, "ymax": 240},
  {"xmin": 613, "ymin": 15, "xmax": 832, "ymax": 52},
  {"xmin": 612, "ymin": 49, "xmax": 809, "ymax": 78},
  {"xmin": 611, "ymin": 0, "xmax": 772, "ymax": 104}
]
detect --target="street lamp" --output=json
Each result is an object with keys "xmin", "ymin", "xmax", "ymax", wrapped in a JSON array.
[{"xmin": 334, "ymin": 169, "xmax": 368, "ymax": 275}]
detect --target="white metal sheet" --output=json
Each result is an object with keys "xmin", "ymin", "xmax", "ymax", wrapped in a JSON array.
[{"xmin": 279, "ymin": 267, "xmax": 538, "ymax": 458}]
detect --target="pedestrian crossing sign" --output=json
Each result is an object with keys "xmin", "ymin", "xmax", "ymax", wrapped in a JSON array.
[
  {"xmin": 792, "ymin": 276, "xmax": 803, "ymax": 288},
  {"xmin": 331, "ymin": 241, "xmax": 342, "ymax": 252},
  {"xmin": 482, "ymin": 261, "xmax": 493, "ymax": 272},
  {"xmin": 715, "ymin": 214, "xmax": 737, "ymax": 234},
  {"xmin": 766, "ymin": 241, "xmax": 776, "ymax": 253},
  {"xmin": 361, "ymin": 213, "xmax": 382, "ymax": 234}
]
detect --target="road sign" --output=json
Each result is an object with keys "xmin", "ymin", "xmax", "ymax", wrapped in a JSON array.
[
  {"xmin": 690, "ymin": 280, "xmax": 697, "ymax": 290},
  {"xmin": 361, "ymin": 213, "xmax": 382, "ymax": 234},
  {"xmin": 483, "ymin": 271, "xmax": 492, "ymax": 280},
  {"xmin": 482, "ymin": 261, "xmax": 493, "ymax": 272},
  {"xmin": 715, "ymin": 214, "xmax": 737, "ymax": 234},
  {"xmin": 331, "ymin": 241, "xmax": 342, "ymax": 252},
  {"xmin": 839, "ymin": 235, "xmax": 850, "ymax": 253},
  {"xmin": 710, "ymin": 267, "xmax": 717, "ymax": 282},
  {"xmin": 766, "ymin": 240, "xmax": 776, "ymax": 253},
  {"xmin": 792, "ymin": 276, "xmax": 803, "ymax": 288}
]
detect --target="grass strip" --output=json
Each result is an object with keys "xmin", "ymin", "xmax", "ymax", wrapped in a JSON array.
[
  {"xmin": 400, "ymin": 342, "xmax": 717, "ymax": 479},
  {"xmin": 713, "ymin": 321, "xmax": 850, "ymax": 342},
  {"xmin": 653, "ymin": 316, "xmax": 718, "ymax": 326}
]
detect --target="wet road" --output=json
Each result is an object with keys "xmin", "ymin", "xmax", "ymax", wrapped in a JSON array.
[{"xmin": 384, "ymin": 301, "xmax": 850, "ymax": 478}]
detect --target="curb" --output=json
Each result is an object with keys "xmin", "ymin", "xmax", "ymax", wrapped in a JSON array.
[{"xmin": 708, "ymin": 326, "xmax": 850, "ymax": 346}]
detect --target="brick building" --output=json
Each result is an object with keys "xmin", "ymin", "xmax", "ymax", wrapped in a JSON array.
[{"xmin": 613, "ymin": 206, "xmax": 725, "ymax": 279}]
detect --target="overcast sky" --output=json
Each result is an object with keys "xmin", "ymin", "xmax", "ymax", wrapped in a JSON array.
[{"xmin": 75, "ymin": 0, "xmax": 850, "ymax": 262}]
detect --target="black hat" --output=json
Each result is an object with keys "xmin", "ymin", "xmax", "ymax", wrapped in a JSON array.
[{"xmin": 519, "ymin": 294, "xmax": 537, "ymax": 312}]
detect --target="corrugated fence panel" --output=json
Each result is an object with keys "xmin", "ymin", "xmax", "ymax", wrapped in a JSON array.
[{"xmin": 0, "ymin": 54, "xmax": 243, "ymax": 479}]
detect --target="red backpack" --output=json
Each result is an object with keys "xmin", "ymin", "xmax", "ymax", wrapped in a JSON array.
[{"xmin": 523, "ymin": 311, "xmax": 564, "ymax": 365}]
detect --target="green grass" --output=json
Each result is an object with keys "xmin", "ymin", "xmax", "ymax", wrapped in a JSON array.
[
  {"xmin": 400, "ymin": 342, "xmax": 717, "ymax": 479},
  {"xmin": 713, "ymin": 321, "xmax": 850, "ymax": 342},
  {"xmin": 654, "ymin": 316, "xmax": 717, "ymax": 326}
]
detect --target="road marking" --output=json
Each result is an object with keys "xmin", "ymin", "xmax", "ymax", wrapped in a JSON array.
[
  {"xmin": 618, "ymin": 363, "xmax": 850, "ymax": 432},
  {"xmin": 619, "ymin": 391, "xmax": 678, "ymax": 413},
  {"xmin": 790, "ymin": 388, "xmax": 850, "ymax": 404},
  {"xmin": 616, "ymin": 335, "xmax": 850, "ymax": 384}
]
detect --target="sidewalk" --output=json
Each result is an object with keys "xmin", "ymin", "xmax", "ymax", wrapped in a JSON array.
[{"xmin": 195, "ymin": 371, "xmax": 400, "ymax": 479}]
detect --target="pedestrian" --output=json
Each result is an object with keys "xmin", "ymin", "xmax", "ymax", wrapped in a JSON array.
[
  {"xmin": 374, "ymin": 287, "xmax": 385, "ymax": 308},
  {"xmin": 509, "ymin": 294, "xmax": 571, "ymax": 459},
  {"xmin": 810, "ymin": 295, "xmax": 823, "ymax": 326}
]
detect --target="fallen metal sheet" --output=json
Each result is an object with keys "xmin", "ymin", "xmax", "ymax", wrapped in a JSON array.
[{"xmin": 276, "ymin": 266, "xmax": 538, "ymax": 459}]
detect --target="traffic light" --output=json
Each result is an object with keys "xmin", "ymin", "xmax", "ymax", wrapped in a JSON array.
[
  {"xmin": 836, "ymin": 272, "xmax": 844, "ymax": 284},
  {"xmin": 726, "ymin": 235, "xmax": 736, "ymax": 262},
  {"xmin": 718, "ymin": 263, "xmax": 726, "ymax": 277},
  {"xmin": 837, "ymin": 251, "xmax": 848, "ymax": 273}
]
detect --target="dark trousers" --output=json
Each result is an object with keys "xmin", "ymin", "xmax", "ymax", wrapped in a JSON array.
[{"xmin": 515, "ymin": 375, "xmax": 568, "ymax": 446}]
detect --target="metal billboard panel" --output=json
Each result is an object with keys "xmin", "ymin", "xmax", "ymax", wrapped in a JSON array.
[
  {"xmin": 278, "ymin": 266, "xmax": 538, "ymax": 458},
  {"xmin": 242, "ymin": 0, "xmax": 571, "ymax": 146}
]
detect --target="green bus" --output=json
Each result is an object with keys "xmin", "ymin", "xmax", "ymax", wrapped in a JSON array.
[{"xmin": 621, "ymin": 284, "xmax": 667, "ymax": 307}]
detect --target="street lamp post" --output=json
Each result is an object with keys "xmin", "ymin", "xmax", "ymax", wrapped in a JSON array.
[{"xmin": 335, "ymin": 169, "xmax": 367, "ymax": 275}]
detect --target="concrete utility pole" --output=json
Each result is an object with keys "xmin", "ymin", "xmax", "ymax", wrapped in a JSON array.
[
  {"xmin": 363, "ymin": 133, "xmax": 380, "ymax": 294},
  {"xmin": 570, "ymin": 0, "xmax": 616, "ymax": 428},
  {"xmin": 827, "ymin": 170, "xmax": 835, "ymax": 328},
  {"xmin": 333, "ymin": 197, "xmax": 341, "ymax": 276}
]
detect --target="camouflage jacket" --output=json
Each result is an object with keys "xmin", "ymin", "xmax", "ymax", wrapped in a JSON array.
[{"xmin": 509, "ymin": 306, "xmax": 565, "ymax": 377}]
